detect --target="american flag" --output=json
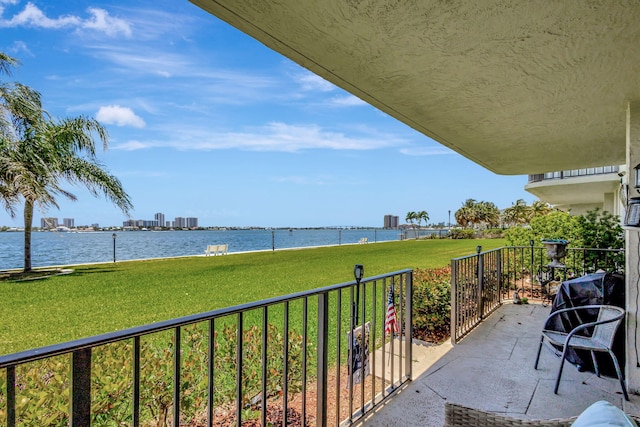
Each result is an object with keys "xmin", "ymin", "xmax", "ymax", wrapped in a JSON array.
[{"xmin": 385, "ymin": 286, "xmax": 398, "ymax": 335}]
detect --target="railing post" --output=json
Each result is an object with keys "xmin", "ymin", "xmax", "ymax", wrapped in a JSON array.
[
  {"xmin": 451, "ymin": 259, "xmax": 458, "ymax": 344},
  {"xmin": 316, "ymin": 292, "xmax": 329, "ymax": 427},
  {"xmin": 71, "ymin": 348, "xmax": 92, "ymax": 427},
  {"xmin": 476, "ymin": 246, "xmax": 484, "ymax": 319},
  {"xmin": 7, "ymin": 366, "xmax": 15, "ymax": 427},
  {"xmin": 404, "ymin": 271, "xmax": 413, "ymax": 380},
  {"xmin": 497, "ymin": 248, "xmax": 503, "ymax": 303}
]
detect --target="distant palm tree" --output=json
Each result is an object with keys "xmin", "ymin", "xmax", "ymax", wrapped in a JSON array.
[
  {"xmin": 455, "ymin": 199, "xmax": 476, "ymax": 228},
  {"xmin": 406, "ymin": 211, "xmax": 418, "ymax": 238},
  {"xmin": 0, "ymin": 75, "xmax": 133, "ymax": 272}
]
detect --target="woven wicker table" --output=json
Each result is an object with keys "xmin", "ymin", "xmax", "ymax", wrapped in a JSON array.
[{"xmin": 444, "ymin": 402, "xmax": 640, "ymax": 427}]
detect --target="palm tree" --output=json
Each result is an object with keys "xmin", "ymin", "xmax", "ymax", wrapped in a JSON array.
[
  {"xmin": 503, "ymin": 199, "xmax": 530, "ymax": 227},
  {"xmin": 0, "ymin": 52, "xmax": 18, "ymax": 77},
  {"xmin": 405, "ymin": 211, "xmax": 418, "ymax": 238},
  {"xmin": 455, "ymin": 199, "xmax": 476, "ymax": 228},
  {"xmin": 0, "ymin": 80, "xmax": 132, "ymax": 272},
  {"xmin": 530, "ymin": 200, "xmax": 553, "ymax": 219}
]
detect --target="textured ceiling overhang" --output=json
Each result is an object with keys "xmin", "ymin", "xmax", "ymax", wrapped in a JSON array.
[{"xmin": 190, "ymin": 0, "xmax": 640, "ymax": 175}]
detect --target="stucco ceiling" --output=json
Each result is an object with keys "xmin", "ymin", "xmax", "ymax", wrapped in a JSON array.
[{"xmin": 190, "ymin": 0, "xmax": 640, "ymax": 175}]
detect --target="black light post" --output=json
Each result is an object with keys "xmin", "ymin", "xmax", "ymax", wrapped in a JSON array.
[
  {"xmin": 272, "ymin": 230, "xmax": 275, "ymax": 252},
  {"xmin": 353, "ymin": 264, "xmax": 364, "ymax": 325},
  {"xmin": 112, "ymin": 233, "xmax": 117, "ymax": 263},
  {"xmin": 448, "ymin": 210, "xmax": 451, "ymax": 229}
]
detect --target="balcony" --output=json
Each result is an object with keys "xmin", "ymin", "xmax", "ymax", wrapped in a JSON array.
[
  {"xmin": 0, "ymin": 247, "xmax": 635, "ymax": 426},
  {"xmin": 365, "ymin": 302, "xmax": 640, "ymax": 426},
  {"xmin": 524, "ymin": 166, "xmax": 623, "ymax": 216}
]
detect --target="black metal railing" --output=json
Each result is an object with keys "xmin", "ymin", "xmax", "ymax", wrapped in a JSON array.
[
  {"xmin": 527, "ymin": 165, "xmax": 620, "ymax": 183},
  {"xmin": 0, "ymin": 270, "xmax": 413, "ymax": 427},
  {"xmin": 451, "ymin": 246, "xmax": 624, "ymax": 343}
]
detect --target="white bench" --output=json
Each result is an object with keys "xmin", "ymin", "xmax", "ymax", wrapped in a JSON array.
[
  {"xmin": 205, "ymin": 244, "xmax": 228, "ymax": 256},
  {"xmin": 358, "ymin": 237, "xmax": 368, "ymax": 244}
]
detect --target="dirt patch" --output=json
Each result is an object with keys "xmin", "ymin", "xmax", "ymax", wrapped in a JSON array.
[
  {"xmin": 0, "ymin": 268, "xmax": 73, "ymax": 282},
  {"xmin": 185, "ymin": 364, "xmax": 390, "ymax": 426}
]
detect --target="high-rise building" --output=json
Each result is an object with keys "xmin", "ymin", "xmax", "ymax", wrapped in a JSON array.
[
  {"xmin": 63, "ymin": 218, "xmax": 74, "ymax": 228},
  {"xmin": 155, "ymin": 212, "xmax": 165, "ymax": 228},
  {"xmin": 383, "ymin": 214, "xmax": 399, "ymax": 229},
  {"xmin": 41, "ymin": 217, "xmax": 58, "ymax": 229},
  {"xmin": 173, "ymin": 217, "xmax": 186, "ymax": 228},
  {"xmin": 186, "ymin": 217, "xmax": 198, "ymax": 228}
]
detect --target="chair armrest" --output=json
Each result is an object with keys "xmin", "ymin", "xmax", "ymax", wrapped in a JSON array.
[{"xmin": 542, "ymin": 305, "xmax": 619, "ymax": 331}]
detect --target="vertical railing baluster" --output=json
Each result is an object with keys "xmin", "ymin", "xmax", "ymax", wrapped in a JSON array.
[
  {"xmin": 451, "ymin": 259, "xmax": 458, "ymax": 343},
  {"xmin": 348, "ymin": 285, "xmax": 354, "ymax": 422},
  {"xmin": 316, "ymin": 292, "xmax": 329, "ymax": 427},
  {"xmin": 208, "ymin": 319, "xmax": 215, "ymax": 427},
  {"xmin": 7, "ymin": 366, "xmax": 15, "ymax": 427},
  {"xmin": 236, "ymin": 312, "xmax": 243, "ymax": 427},
  {"xmin": 405, "ymin": 271, "xmax": 413, "ymax": 380},
  {"xmin": 261, "ymin": 308, "xmax": 268, "ymax": 427},
  {"xmin": 133, "ymin": 336, "xmax": 140, "ymax": 427},
  {"xmin": 477, "ymin": 249, "xmax": 485, "ymax": 319},
  {"xmin": 302, "ymin": 297, "xmax": 308, "ymax": 426},
  {"xmin": 370, "ymin": 279, "xmax": 376, "ymax": 405},
  {"xmin": 390, "ymin": 277, "xmax": 395, "ymax": 389},
  {"xmin": 71, "ymin": 348, "xmax": 92, "ymax": 427},
  {"xmin": 335, "ymin": 289, "xmax": 342, "ymax": 427},
  {"xmin": 283, "ymin": 301, "xmax": 289, "ymax": 426},
  {"xmin": 360, "ymin": 281, "xmax": 366, "ymax": 415},
  {"xmin": 398, "ymin": 276, "xmax": 403, "ymax": 382},
  {"xmin": 173, "ymin": 327, "xmax": 181, "ymax": 427},
  {"xmin": 381, "ymin": 278, "xmax": 387, "ymax": 394}
]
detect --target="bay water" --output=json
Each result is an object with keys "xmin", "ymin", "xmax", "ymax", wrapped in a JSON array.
[{"xmin": 0, "ymin": 228, "xmax": 418, "ymax": 270}]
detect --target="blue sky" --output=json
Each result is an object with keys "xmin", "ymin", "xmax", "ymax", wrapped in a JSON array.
[{"xmin": 0, "ymin": 0, "xmax": 535, "ymax": 228}]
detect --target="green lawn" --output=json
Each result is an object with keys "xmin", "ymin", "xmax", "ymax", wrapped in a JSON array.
[{"xmin": 0, "ymin": 238, "xmax": 504, "ymax": 355}]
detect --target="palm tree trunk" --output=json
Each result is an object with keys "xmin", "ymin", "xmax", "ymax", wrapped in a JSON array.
[{"xmin": 23, "ymin": 199, "xmax": 33, "ymax": 273}]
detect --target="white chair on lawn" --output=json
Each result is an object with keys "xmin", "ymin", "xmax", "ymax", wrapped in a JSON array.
[{"xmin": 534, "ymin": 304, "xmax": 628, "ymax": 401}]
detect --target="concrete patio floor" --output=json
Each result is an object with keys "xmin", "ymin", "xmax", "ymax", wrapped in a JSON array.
[{"xmin": 359, "ymin": 303, "xmax": 640, "ymax": 426}]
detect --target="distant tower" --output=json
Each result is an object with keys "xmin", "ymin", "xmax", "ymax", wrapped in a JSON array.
[
  {"xmin": 173, "ymin": 217, "xmax": 186, "ymax": 228},
  {"xmin": 186, "ymin": 217, "xmax": 198, "ymax": 228},
  {"xmin": 63, "ymin": 218, "xmax": 74, "ymax": 228},
  {"xmin": 383, "ymin": 214, "xmax": 399, "ymax": 229},
  {"xmin": 155, "ymin": 212, "xmax": 165, "ymax": 228},
  {"xmin": 41, "ymin": 217, "xmax": 58, "ymax": 229}
]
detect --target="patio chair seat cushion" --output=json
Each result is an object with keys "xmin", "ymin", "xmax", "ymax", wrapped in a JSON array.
[{"xmin": 571, "ymin": 401, "xmax": 637, "ymax": 427}]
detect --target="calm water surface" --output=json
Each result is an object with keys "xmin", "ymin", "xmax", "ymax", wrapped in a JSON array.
[{"xmin": 0, "ymin": 228, "xmax": 412, "ymax": 270}]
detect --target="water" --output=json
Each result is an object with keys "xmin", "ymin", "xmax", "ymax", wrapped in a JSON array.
[{"xmin": 0, "ymin": 228, "xmax": 415, "ymax": 270}]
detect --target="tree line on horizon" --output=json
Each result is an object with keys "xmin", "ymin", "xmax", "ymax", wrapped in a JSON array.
[
  {"xmin": 407, "ymin": 198, "xmax": 554, "ymax": 231},
  {"xmin": 0, "ymin": 52, "xmax": 132, "ymax": 273}
]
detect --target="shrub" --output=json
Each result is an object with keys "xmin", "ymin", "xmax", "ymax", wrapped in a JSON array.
[
  {"xmin": 412, "ymin": 266, "xmax": 451, "ymax": 343},
  {"xmin": 448, "ymin": 229, "xmax": 476, "ymax": 239}
]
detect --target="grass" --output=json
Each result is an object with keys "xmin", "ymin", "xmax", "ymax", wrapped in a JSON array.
[{"xmin": 0, "ymin": 238, "xmax": 504, "ymax": 355}]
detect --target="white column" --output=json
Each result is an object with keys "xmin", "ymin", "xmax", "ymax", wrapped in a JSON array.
[{"xmin": 626, "ymin": 101, "xmax": 640, "ymax": 393}]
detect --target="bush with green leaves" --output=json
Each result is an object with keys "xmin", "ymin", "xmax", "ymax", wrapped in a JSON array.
[
  {"xmin": 412, "ymin": 266, "xmax": 451, "ymax": 343},
  {"xmin": 448, "ymin": 229, "xmax": 476, "ymax": 239}
]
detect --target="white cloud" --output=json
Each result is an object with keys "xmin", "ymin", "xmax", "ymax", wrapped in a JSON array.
[
  {"xmin": 112, "ymin": 121, "xmax": 406, "ymax": 152},
  {"xmin": 112, "ymin": 140, "xmax": 151, "ymax": 151},
  {"xmin": 329, "ymin": 95, "xmax": 367, "ymax": 107},
  {"xmin": 0, "ymin": 3, "xmax": 131, "ymax": 37},
  {"xmin": 82, "ymin": 8, "xmax": 132, "ymax": 37},
  {"xmin": 96, "ymin": 105, "xmax": 146, "ymax": 128},
  {"xmin": 296, "ymin": 72, "xmax": 335, "ymax": 92}
]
